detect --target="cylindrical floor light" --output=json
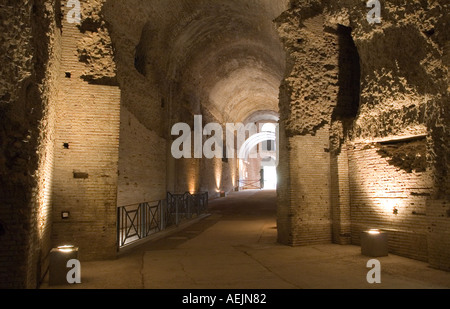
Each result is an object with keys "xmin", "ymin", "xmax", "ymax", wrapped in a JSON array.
[
  {"xmin": 361, "ymin": 230, "xmax": 389, "ymax": 257},
  {"xmin": 49, "ymin": 245, "xmax": 79, "ymax": 286}
]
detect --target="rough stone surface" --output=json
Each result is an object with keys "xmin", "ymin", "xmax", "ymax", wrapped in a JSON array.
[
  {"xmin": 1, "ymin": 0, "xmax": 449, "ymax": 289},
  {"xmin": 276, "ymin": 0, "xmax": 449, "ymax": 270},
  {"xmin": 0, "ymin": 0, "xmax": 60, "ymax": 288}
]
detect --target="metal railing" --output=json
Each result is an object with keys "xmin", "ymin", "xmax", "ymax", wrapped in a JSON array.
[
  {"xmin": 117, "ymin": 200, "xmax": 164, "ymax": 248},
  {"xmin": 239, "ymin": 179, "xmax": 262, "ymax": 190},
  {"xmin": 117, "ymin": 192, "xmax": 209, "ymax": 248},
  {"xmin": 166, "ymin": 192, "xmax": 209, "ymax": 228}
]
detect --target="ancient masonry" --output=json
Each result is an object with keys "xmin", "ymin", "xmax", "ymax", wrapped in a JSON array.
[{"xmin": 0, "ymin": 0, "xmax": 448, "ymax": 288}]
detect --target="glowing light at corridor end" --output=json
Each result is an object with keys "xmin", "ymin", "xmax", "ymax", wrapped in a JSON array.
[
  {"xmin": 214, "ymin": 159, "xmax": 223, "ymax": 192},
  {"xmin": 188, "ymin": 180, "xmax": 197, "ymax": 194}
]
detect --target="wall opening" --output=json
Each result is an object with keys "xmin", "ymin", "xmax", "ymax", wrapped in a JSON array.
[
  {"xmin": 330, "ymin": 24, "xmax": 362, "ymax": 245},
  {"xmin": 263, "ymin": 165, "xmax": 277, "ymax": 190},
  {"xmin": 0, "ymin": 221, "xmax": 5, "ymax": 237},
  {"xmin": 333, "ymin": 25, "xmax": 361, "ymax": 132}
]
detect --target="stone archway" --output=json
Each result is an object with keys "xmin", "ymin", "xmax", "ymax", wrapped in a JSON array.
[
  {"xmin": 1, "ymin": 0, "xmax": 449, "ymax": 289},
  {"xmin": 275, "ymin": 0, "xmax": 450, "ymax": 271}
]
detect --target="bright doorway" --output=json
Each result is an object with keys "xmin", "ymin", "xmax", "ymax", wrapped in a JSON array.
[{"xmin": 263, "ymin": 166, "xmax": 277, "ymax": 190}]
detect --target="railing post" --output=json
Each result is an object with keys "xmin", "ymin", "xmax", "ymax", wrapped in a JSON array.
[
  {"xmin": 117, "ymin": 207, "xmax": 121, "ymax": 251},
  {"xmin": 197, "ymin": 194, "xmax": 200, "ymax": 216},
  {"xmin": 176, "ymin": 196, "xmax": 179, "ymax": 226},
  {"xmin": 160, "ymin": 199, "xmax": 165, "ymax": 231},
  {"xmin": 142, "ymin": 203, "xmax": 147, "ymax": 239},
  {"xmin": 188, "ymin": 193, "xmax": 191, "ymax": 219},
  {"xmin": 188, "ymin": 192, "xmax": 193, "ymax": 219}
]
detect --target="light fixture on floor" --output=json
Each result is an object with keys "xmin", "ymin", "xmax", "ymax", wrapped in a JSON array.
[
  {"xmin": 57, "ymin": 245, "xmax": 76, "ymax": 253},
  {"xmin": 49, "ymin": 245, "xmax": 79, "ymax": 286},
  {"xmin": 361, "ymin": 229, "xmax": 388, "ymax": 257}
]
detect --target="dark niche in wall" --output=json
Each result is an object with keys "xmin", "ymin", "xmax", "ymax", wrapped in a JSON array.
[
  {"xmin": 134, "ymin": 26, "xmax": 149, "ymax": 77},
  {"xmin": 55, "ymin": 0, "xmax": 62, "ymax": 29},
  {"xmin": 0, "ymin": 221, "xmax": 5, "ymax": 236},
  {"xmin": 330, "ymin": 25, "xmax": 361, "ymax": 155},
  {"xmin": 73, "ymin": 172, "xmax": 89, "ymax": 179},
  {"xmin": 333, "ymin": 24, "xmax": 361, "ymax": 122},
  {"xmin": 134, "ymin": 47, "xmax": 147, "ymax": 77},
  {"xmin": 78, "ymin": 17, "xmax": 102, "ymax": 34},
  {"xmin": 376, "ymin": 137, "xmax": 428, "ymax": 173}
]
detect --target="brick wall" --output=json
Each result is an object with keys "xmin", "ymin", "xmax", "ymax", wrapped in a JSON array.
[
  {"xmin": 427, "ymin": 200, "xmax": 450, "ymax": 270},
  {"xmin": 278, "ymin": 126, "xmax": 332, "ymax": 246},
  {"xmin": 33, "ymin": 19, "xmax": 61, "ymax": 286},
  {"xmin": 245, "ymin": 158, "xmax": 262, "ymax": 188},
  {"xmin": 199, "ymin": 157, "xmax": 222, "ymax": 197},
  {"xmin": 172, "ymin": 147, "xmax": 238, "ymax": 198},
  {"xmin": 348, "ymin": 141, "xmax": 432, "ymax": 262},
  {"xmin": 169, "ymin": 113, "xmax": 239, "ymax": 198},
  {"xmin": 0, "ymin": 0, "xmax": 61, "ymax": 288},
  {"xmin": 117, "ymin": 106, "xmax": 167, "ymax": 206},
  {"xmin": 51, "ymin": 11, "xmax": 121, "ymax": 261},
  {"xmin": 173, "ymin": 158, "xmax": 201, "ymax": 194},
  {"xmin": 330, "ymin": 145, "xmax": 351, "ymax": 245},
  {"xmin": 275, "ymin": 6, "xmax": 338, "ymax": 246},
  {"xmin": 276, "ymin": 121, "xmax": 291, "ymax": 244},
  {"xmin": 426, "ymin": 34, "xmax": 450, "ymax": 271},
  {"xmin": 199, "ymin": 157, "xmax": 238, "ymax": 198}
]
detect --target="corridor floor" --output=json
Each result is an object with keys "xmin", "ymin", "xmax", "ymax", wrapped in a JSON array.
[{"xmin": 42, "ymin": 190, "xmax": 450, "ymax": 289}]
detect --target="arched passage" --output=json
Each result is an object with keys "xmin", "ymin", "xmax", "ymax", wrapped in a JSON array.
[
  {"xmin": 1, "ymin": 0, "xmax": 449, "ymax": 289},
  {"xmin": 237, "ymin": 129, "xmax": 278, "ymax": 190},
  {"xmin": 102, "ymin": 0, "xmax": 288, "ymax": 201}
]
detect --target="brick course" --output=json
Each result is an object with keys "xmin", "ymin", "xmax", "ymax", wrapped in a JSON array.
[{"xmin": 51, "ymin": 10, "xmax": 121, "ymax": 261}]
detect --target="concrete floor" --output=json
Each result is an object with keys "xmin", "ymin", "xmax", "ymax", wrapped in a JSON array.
[{"xmin": 41, "ymin": 190, "xmax": 450, "ymax": 289}]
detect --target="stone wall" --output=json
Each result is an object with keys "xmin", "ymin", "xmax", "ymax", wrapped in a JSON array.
[
  {"xmin": 330, "ymin": 141, "xmax": 351, "ymax": 245},
  {"xmin": 334, "ymin": 0, "xmax": 449, "ymax": 270},
  {"xmin": 1, "ymin": 0, "xmax": 449, "ymax": 289},
  {"xmin": 0, "ymin": 0, "xmax": 61, "ymax": 288},
  {"xmin": 51, "ymin": 1, "xmax": 120, "ymax": 261},
  {"xmin": 172, "ymin": 116, "xmax": 239, "ymax": 198},
  {"xmin": 117, "ymin": 106, "xmax": 167, "ymax": 206},
  {"xmin": 278, "ymin": 0, "xmax": 449, "ymax": 270},
  {"xmin": 278, "ymin": 127, "xmax": 333, "ymax": 245},
  {"xmin": 348, "ymin": 140, "xmax": 432, "ymax": 262},
  {"xmin": 276, "ymin": 2, "xmax": 339, "ymax": 246}
]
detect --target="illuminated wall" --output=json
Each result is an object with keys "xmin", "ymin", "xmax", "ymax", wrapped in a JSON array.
[
  {"xmin": 0, "ymin": 0, "xmax": 62, "ymax": 288},
  {"xmin": 330, "ymin": 142, "xmax": 351, "ymax": 245},
  {"xmin": 33, "ymin": 25, "xmax": 61, "ymax": 285},
  {"xmin": 117, "ymin": 106, "xmax": 167, "ymax": 206},
  {"xmin": 51, "ymin": 6, "xmax": 121, "ymax": 261},
  {"xmin": 174, "ymin": 158, "xmax": 201, "ymax": 194},
  {"xmin": 277, "ymin": 1, "xmax": 449, "ymax": 271},
  {"xmin": 199, "ymin": 138, "xmax": 237, "ymax": 197},
  {"xmin": 245, "ymin": 158, "xmax": 262, "ymax": 185},
  {"xmin": 348, "ymin": 139, "xmax": 432, "ymax": 261},
  {"xmin": 278, "ymin": 127, "xmax": 333, "ymax": 246}
]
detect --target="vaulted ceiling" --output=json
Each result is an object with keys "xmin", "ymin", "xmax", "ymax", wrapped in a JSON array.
[{"xmin": 105, "ymin": 0, "xmax": 288, "ymax": 123}]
